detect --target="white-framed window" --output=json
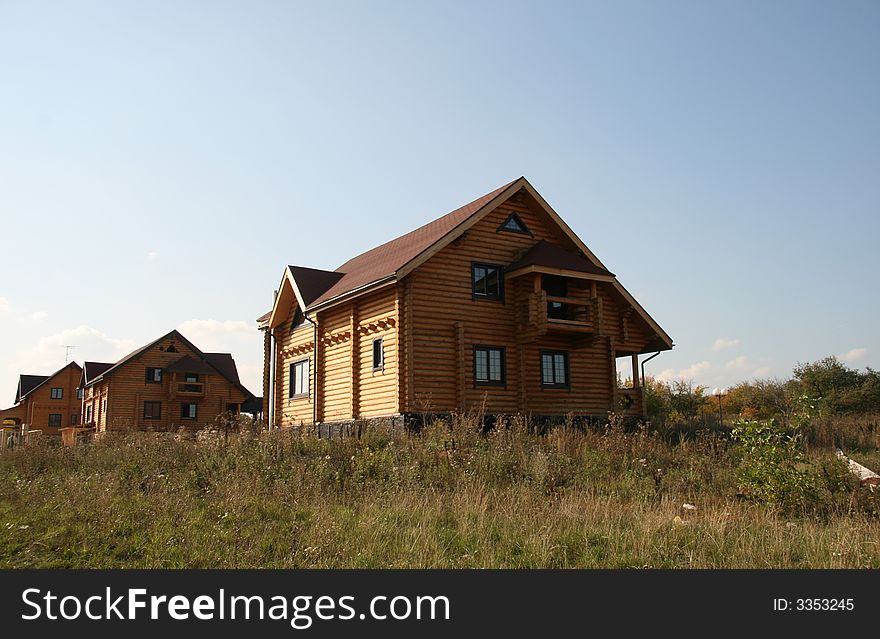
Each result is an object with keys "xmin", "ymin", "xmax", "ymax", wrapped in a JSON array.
[{"xmin": 290, "ymin": 359, "xmax": 309, "ymax": 398}]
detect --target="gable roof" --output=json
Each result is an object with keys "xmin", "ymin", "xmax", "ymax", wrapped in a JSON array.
[
  {"xmin": 14, "ymin": 361, "xmax": 83, "ymax": 404},
  {"xmin": 266, "ymin": 177, "xmax": 673, "ymax": 350},
  {"xmin": 308, "ymin": 180, "xmax": 518, "ymax": 308},
  {"xmin": 15, "ymin": 375, "xmax": 49, "ymax": 404},
  {"xmin": 82, "ymin": 362, "xmax": 114, "ymax": 386},
  {"xmin": 507, "ymin": 240, "xmax": 615, "ymax": 278},
  {"xmin": 83, "ymin": 329, "xmax": 253, "ymax": 398}
]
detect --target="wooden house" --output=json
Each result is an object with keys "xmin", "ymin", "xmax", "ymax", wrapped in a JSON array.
[
  {"xmin": 80, "ymin": 330, "xmax": 254, "ymax": 432},
  {"xmin": 0, "ymin": 362, "xmax": 84, "ymax": 435},
  {"xmin": 259, "ymin": 177, "xmax": 673, "ymax": 429}
]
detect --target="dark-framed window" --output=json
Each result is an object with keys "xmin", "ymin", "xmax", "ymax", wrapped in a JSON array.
[
  {"xmin": 76, "ymin": 387, "xmax": 83, "ymax": 400},
  {"xmin": 372, "ymin": 337, "xmax": 384, "ymax": 370},
  {"xmin": 474, "ymin": 345, "xmax": 506, "ymax": 386},
  {"xmin": 181, "ymin": 403, "xmax": 198, "ymax": 419},
  {"xmin": 289, "ymin": 358, "xmax": 309, "ymax": 398},
  {"xmin": 497, "ymin": 211, "xmax": 532, "ymax": 235},
  {"xmin": 70, "ymin": 414, "xmax": 80, "ymax": 426},
  {"xmin": 144, "ymin": 401, "xmax": 162, "ymax": 419},
  {"xmin": 145, "ymin": 367, "xmax": 163, "ymax": 383},
  {"xmin": 290, "ymin": 308, "xmax": 306, "ymax": 333},
  {"xmin": 48, "ymin": 414, "xmax": 62, "ymax": 427},
  {"xmin": 50, "ymin": 387, "xmax": 63, "ymax": 399},
  {"xmin": 541, "ymin": 351, "xmax": 570, "ymax": 388},
  {"xmin": 472, "ymin": 263, "xmax": 504, "ymax": 301}
]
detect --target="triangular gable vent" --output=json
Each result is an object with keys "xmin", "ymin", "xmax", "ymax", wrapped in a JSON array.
[{"xmin": 498, "ymin": 212, "xmax": 531, "ymax": 235}]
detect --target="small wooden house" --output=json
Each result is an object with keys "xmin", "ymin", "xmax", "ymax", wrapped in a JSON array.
[
  {"xmin": 0, "ymin": 362, "xmax": 84, "ymax": 435},
  {"xmin": 259, "ymin": 177, "xmax": 673, "ymax": 429},
  {"xmin": 80, "ymin": 329, "xmax": 254, "ymax": 432}
]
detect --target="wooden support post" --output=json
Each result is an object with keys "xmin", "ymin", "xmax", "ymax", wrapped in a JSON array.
[
  {"xmin": 609, "ymin": 337, "xmax": 617, "ymax": 413},
  {"xmin": 631, "ymin": 353, "xmax": 640, "ymax": 388}
]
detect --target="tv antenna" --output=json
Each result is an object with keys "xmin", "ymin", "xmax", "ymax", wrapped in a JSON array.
[{"xmin": 62, "ymin": 345, "xmax": 76, "ymax": 364}]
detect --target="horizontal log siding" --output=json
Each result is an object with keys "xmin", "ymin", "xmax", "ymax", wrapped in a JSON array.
[
  {"xmin": 93, "ymin": 336, "xmax": 246, "ymax": 432},
  {"xmin": 276, "ymin": 303, "xmax": 315, "ymax": 426},
  {"xmin": 409, "ymin": 197, "xmax": 646, "ymax": 416},
  {"xmin": 17, "ymin": 365, "xmax": 83, "ymax": 434},
  {"xmin": 410, "ymin": 200, "xmax": 555, "ymax": 413},
  {"xmin": 355, "ymin": 287, "xmax": 398, "ymax": 418}
]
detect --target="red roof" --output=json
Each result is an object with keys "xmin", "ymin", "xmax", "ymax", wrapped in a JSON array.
[{"xmin": 305, "ymin": 179, "xmax": 517, "ymax": 309}]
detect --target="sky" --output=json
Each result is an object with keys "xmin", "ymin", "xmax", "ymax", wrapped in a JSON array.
[{"xmin": 1, "ymin": 0, "xmax": 878, "ymax": 402}]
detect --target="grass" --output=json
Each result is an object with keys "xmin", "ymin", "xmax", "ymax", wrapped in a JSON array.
[{"xmin": 1, "ymin": 414, "xmax": 878, "ymax": 568}]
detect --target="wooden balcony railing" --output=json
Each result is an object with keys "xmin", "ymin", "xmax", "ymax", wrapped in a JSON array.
[
  {"xmin": 526, "ymin": 291, "xmax": 597, "ymax": 335},
  {"xmin": 170, "ymin": 382, "xmax": 205, "ymax": 398}
]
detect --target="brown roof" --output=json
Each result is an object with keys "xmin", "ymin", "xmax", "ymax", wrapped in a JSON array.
[
  {"xmin": 303, "ymin": 179, "xmax": 517, "ymax": 309},
  {"xmin": 14, "ymin": 362, "xmax": 83, "ymax": 404},
  {"xmin": 84, "ymin": 330, "xmax": 253, "ymax": 398},
  {"xmin": 507, "ymin": 240, "xmax": 614, "ymax": 277},
  {"xmin": 204, "ymin": 353, "xmax": 242, "ymax": 386},
  {"xmin": 82, "ymin": 361, "xmax": 114, "ymax": 385},
  {"xmin": 15, "ymin": 375, "xmax": 49, "ymax": 404},
  {"xmin": 288, "ymin": 266, "xmax": 345, "ymax": 308},
  {"xmin": 165, "ymin": 356, "xmax": 216, "ymax": 375}
]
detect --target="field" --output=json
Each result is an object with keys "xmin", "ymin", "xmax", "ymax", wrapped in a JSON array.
[{"xmin": 1, "ymin": 414, "xmax": 879, "ymax": 568}]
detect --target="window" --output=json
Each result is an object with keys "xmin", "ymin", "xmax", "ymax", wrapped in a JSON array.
[
  {"xmin": 70, "ymin": 414, "xmax": 80, "ymax": 426},
  {"xmin": 145, "ymin": 367, "xmax": 163, "ymax": 383},
  {"xmin": 185, "ymin": 373, "xmax": 199, "ymax": 383},
  {"xmin": 48, "ymin": 414, "xmax": 62, "ymax": 427},
  {"xmin": 50, "ymin": 387, "xmax": 63, "ymax": 399},
  {"xmin": 85, "ymin": 405, "xmax": 93, "ymax": 423},
  {"xmin": 290, "ymin": 308, "xmax": 306, "ymax": 332},
  {"xmin": 498, "ymin": 211, "xmax": 531, "ymax": 235},
  {"xmin": 102, "ymin": 399, "xmax": 107, "ymax": 413},
  {"xmin": 76, "ymin": 387, "xmax": 83, "ymax": 400},
  {"xmin": 181, "ymin": 403, "xmax": 198, "ymax": 419},
  {"xmin": 372, "ymin": 338, "xmax": 384, "ymax": 370},
  {"xmin": 541, "ymin": 351, "xmax": 570, "ymax": 388},
  {"xmin": 289, "ymin": 359, "xmax": 309, "ymax": 398},
  {"xmin": 143, "ymin": 401, "xmax": 162, "ymax": 419},
  {"xmin": 472, "ymin": 263, "xmax": 504, "ymax": 301},
  {"xmin": 474, "ymin": 346, "xmax": 506, "ymax": 386}
]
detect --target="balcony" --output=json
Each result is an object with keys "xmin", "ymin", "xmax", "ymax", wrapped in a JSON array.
[
  {"xmin": 526, "ymin": 291, "xmax": 597, "ymax": 336},
  {"xmin": 169, "ymin": 381, "xmax": 205, "ymax": 398}
]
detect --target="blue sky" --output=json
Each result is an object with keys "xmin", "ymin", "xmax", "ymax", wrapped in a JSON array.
[{"xmin": 1, "ymin": 0, "xmax": 878, "ymax": 400}]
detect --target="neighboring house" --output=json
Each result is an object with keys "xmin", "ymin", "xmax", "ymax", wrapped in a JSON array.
[
  {"xmin": 0, "ymin": 362, "xmax": 84, "ymax": 434},
  {"xmin": 80, "ymin": 330, "xmax": 254, "ymax": 432},
  {"xmin": 259, "ymin": 176, "xmax": 673, "ymax": 429}
]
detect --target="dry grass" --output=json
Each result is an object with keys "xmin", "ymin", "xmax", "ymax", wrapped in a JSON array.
[{"xmin": 1, "ymin": 415, "xmax": 878, "ymax": 568}]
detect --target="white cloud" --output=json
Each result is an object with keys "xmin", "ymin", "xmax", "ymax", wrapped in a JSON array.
[
  {"xmin": 7, "ymin": 326, "xmax": 138, "ymax": 377},
  {"xmin": 0, "ymin": 297, "xmax": 9, "ymax": 315},
  {"xmin": 711, "ymin": 337, "xmax": 740, "ymax": 352},
  {"xmin": 147, "ymin": 251, "xmax": 159, "ymax": 261},
  {"xmin": 656, "ymin": 361, "xmax": 711, "ymax": 383},
  {"xmin": 31, "ymin": 311, "xmax": 48, "ymax": 321},
  {"xmin": 840, "ymin": 348, "xmax": 866, "ymax": 364},
  {"xmin": 752, "ymin": 367, "xmax": 772, "ymax": 378},
  {"xmin": 725, "ymin": 355, "xmax": 748, "ymax": 370}
]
